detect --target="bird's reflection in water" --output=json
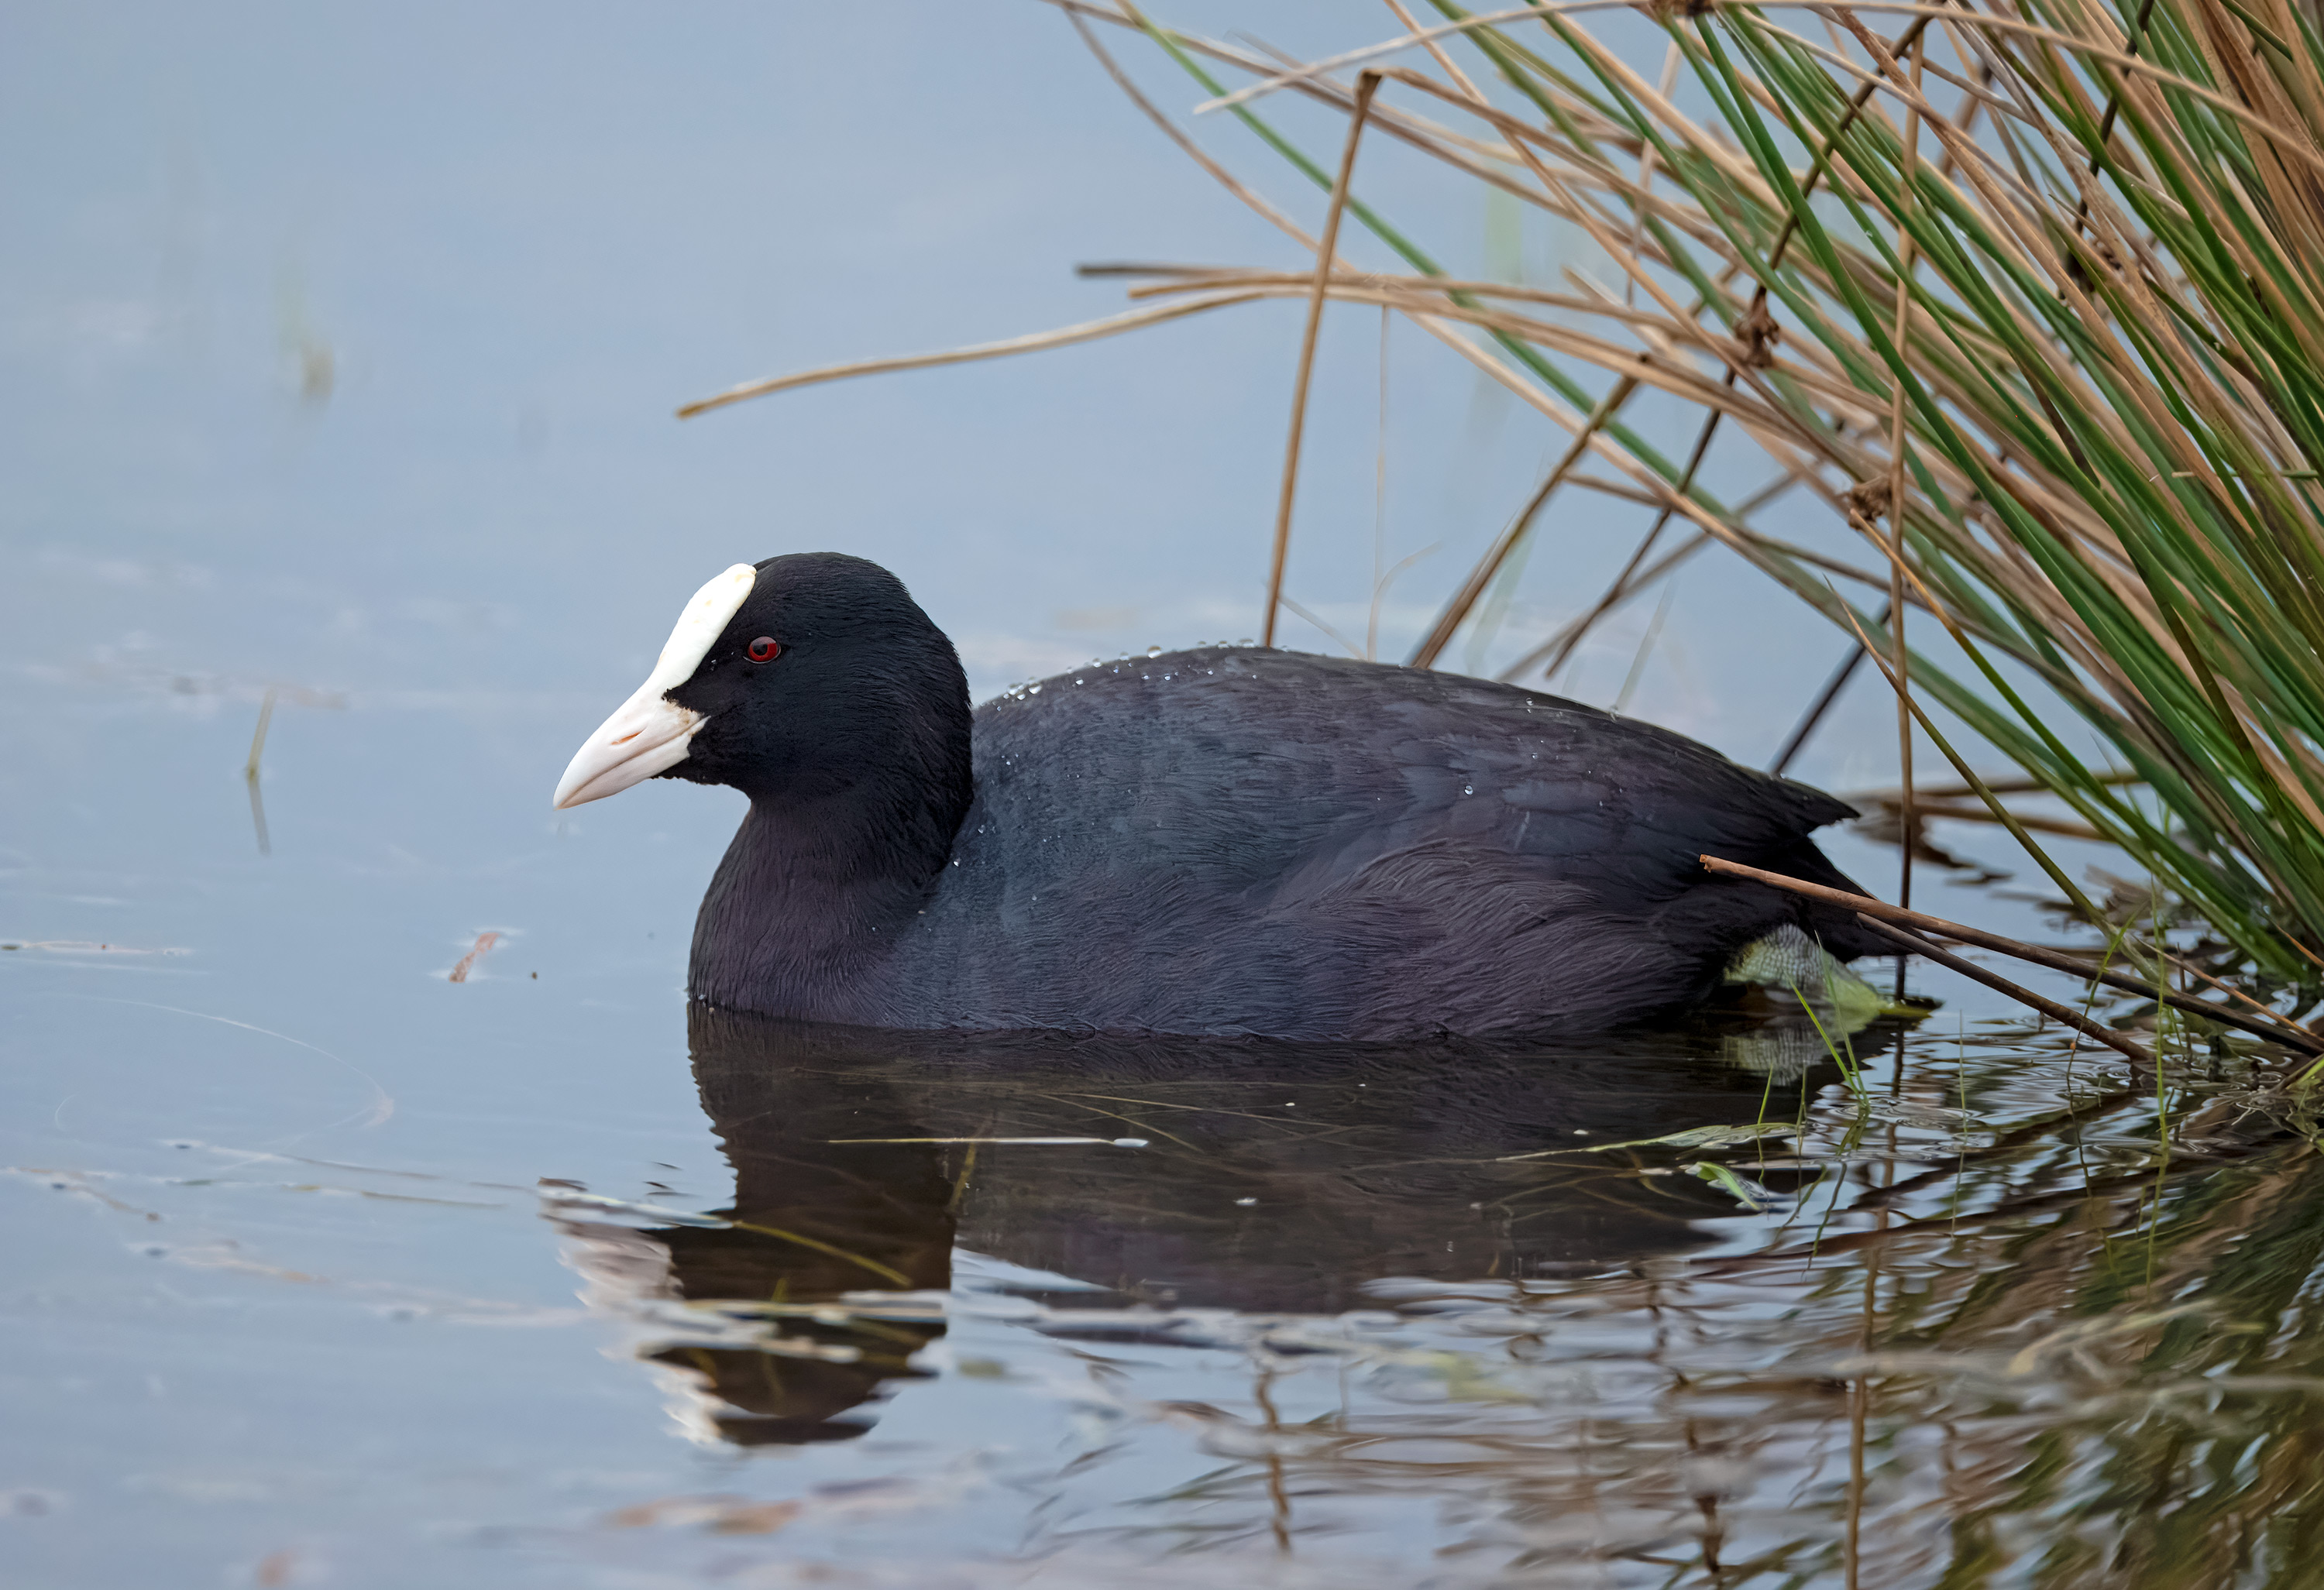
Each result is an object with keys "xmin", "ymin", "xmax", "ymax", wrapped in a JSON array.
[{"xmin": 555, "ymin": 1001, "xmax": 1861, "ymax": 1447}]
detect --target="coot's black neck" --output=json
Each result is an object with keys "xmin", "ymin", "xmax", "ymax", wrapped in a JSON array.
[
  {"xmin": 676, "ymin": 597, "xmax": 975, "ymax": 1021},
  {"xmin": 688, "ymin": 771, "xmax": 969, "ymax": 1020}
]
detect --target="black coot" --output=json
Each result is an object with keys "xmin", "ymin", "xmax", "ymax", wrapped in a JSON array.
[{"xmin": 554, "ymin": 552, "xmax": 1888, "ymax": 1038}]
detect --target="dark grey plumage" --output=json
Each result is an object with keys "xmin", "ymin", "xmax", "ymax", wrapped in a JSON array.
[{"xmin": 669, "ymin": 553, "xmax": 1884, "ymax": 1039}]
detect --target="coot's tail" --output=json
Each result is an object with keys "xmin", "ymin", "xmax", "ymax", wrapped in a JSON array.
[{"xmin": 1751, "ymin": 837, "xmax": 1903, "ymax": 962}]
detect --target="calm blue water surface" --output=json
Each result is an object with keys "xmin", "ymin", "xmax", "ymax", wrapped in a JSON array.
[{"xmin": 6, "ymin": 6, "xmax": 2238, "ymax": 1588}]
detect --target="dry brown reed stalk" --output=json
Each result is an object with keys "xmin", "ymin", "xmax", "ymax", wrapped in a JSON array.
[
  {"xmin": 675, "ymin": 293, "xmax": 1270, "ymax": 418},
  {"xmin": 1885, "ymin": 23, "xmax": 1923, "ymax": 922},
  {"xmin": 449, "ymin": 931, "xmax": 500, "ymax": 984},
  {"xmin": 1858, "ymin": 794, "xmax": 2106, "ymax": 840},
  {"xmin": 1054, "ymin": 2, "xmax": 2062, "ymax": 704},
  {"xmin": 1701, "ymin": 853, "xmax": 2319, "ymax": 1049},
  {"xmin": 1265, "ymin": 71, "xmax": 1382, "ymax": 648},
  {"xmin": 1853, "ymin": 913, "xmax": 2156, "ymax": 1063},
  {"xmin": 245, "ymin": 686, "xmax": 277, "ymax": 859}
]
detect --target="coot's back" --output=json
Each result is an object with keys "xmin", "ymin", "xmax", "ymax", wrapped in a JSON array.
[{"xmin": 874, "ymin": 647, "xmax": 1877, "ymax": 1037}]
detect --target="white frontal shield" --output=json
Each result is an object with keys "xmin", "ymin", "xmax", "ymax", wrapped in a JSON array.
[{"xmin": 552, "ymin": 563, "xmax": 757, "ymax": 809}]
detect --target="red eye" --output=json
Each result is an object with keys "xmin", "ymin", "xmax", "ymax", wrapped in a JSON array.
[{"xmin": 746, "ymin": 637, "xmax": 780, "ymax": 662}]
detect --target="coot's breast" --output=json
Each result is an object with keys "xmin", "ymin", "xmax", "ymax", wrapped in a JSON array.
[{"xmin": 876, "ymin": 647, "xmax": 1861, "ymax": 1039}]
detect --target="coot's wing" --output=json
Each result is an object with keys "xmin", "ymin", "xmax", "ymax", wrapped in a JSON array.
[
  {"xmin": 924, "ymin": 648, "xmax": 1871, "ymax": 1035},
  {"xmin": 1263, "ymin": 668, "xmax": 1857, "ymax": 897}
]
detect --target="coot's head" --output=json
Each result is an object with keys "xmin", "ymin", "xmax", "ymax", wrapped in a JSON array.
[{"xmin": 552, "ymin": 553, "xmax": 971, "ymax": 812}]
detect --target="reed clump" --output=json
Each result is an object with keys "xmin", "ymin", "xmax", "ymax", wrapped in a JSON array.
[{"xmin": 686, "ymin": 0, "xmax": 2324, "ymax": 1032}]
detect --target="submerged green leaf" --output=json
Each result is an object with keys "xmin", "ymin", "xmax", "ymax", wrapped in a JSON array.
[
  {"xmin": 1686, "ymin": 1159, "xmax": 1789, "ymax": 1213},
  {"xmin": 1683, "ymin": 1162, "xmax": 1785, "ymax": 1208},
  {"xmin": 1499, "ymin": 1121, "xmax": 1796, "ymax": 1161}
]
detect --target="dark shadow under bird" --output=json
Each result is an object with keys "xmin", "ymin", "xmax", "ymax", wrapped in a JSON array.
[{"xmin": 545, "ymin": 1007, "xmax": 1848, "ymax": 1445}]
